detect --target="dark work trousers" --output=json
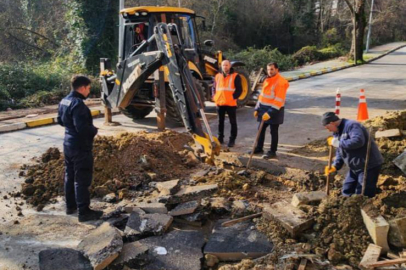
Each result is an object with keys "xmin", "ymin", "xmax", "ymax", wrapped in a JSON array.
[
  {"xmin": 64, "ymin": 148, "xmax": 93, "ymax": 213},
  {"xmin": 217, "ymin": 106, "xmax": 237, "ymax": 140},
  {"xmin": 256, "ymin": 122, "xmax": 280, "ymax": 153},
  {"xmin": 342, "ymin": 165, "xmax": 382, "ymax": 198}
]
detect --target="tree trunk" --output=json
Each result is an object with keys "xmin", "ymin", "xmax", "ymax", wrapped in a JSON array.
[{"xmin": 346, "ymin": 0, "xmax": 366, "ymax": 63}]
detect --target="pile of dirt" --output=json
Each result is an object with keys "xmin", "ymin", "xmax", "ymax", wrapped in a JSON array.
[
  {"xmin": 19, "ymin": 130, "xmax": 198, "ymax": 208},
  {"xmin": 310, "ymin": 195, "xmax": 371, "ymax": 267},
  {"xmin": 364, "ymin": 110, "xmax": 406, "ymax": 131}
]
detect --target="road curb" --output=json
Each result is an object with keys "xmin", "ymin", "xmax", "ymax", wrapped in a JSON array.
[
  {"xmin": 284, "ymin": 44, "xmax": 406, "ymax": 83},
  {"xmin": 0, "ymin": 109, "xmax": 115, "ymax": 134}
]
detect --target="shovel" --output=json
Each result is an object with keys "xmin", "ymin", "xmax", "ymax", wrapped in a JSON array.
[
  {"xmin": 246, "ymin": 119, "xmax": 266, "ymax": 169},
  {"xmin": 326, "ymin": 145, "xmax": 334, "ymax": 195}
]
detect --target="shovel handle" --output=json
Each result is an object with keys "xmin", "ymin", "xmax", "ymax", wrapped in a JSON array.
[
  {"xmin": 326, "ymin": 145, "xmax": 334, "ymax": 195},
  {"xmin": 247, "ymin": 120, "xmax": 265, "ymax": 169}
]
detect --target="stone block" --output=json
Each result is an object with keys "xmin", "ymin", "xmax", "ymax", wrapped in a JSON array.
[
  {"xmin": 136, "ymin": 202, "xmax": 168, "ymax": 214},
  {"xmin": 124, "ymin": 212, "xmax": 173, "ymax": 238},
  {"xmin": 263, "ymin": 201, "xmax": 314, "ymax": 237},
  {"xmin": 388, "ymin": 217, "xmax": 406, "ymax": 248},
  {"xmin": 204, "ymin": 220, "xmax": 273, "ymax": 261},
  {"xmin": 359, "ymin": 244, "xmax": 382, "ymax": 270},
  {"xmin": 137, "ymin": 230, "xmax": 205, "ymax": 270},
  {"xmin": 291, "ymin": 191, "xmax": 327, "ymax": 207},
  {"xmin": 108, "ymin": 242, "xmax": 149, "ymax": 270},
  {"xmin": 77, "ymin": 222, "xmax": 123, "ymax": 270},
  {"xmin": 39, "ymin": 248, "xmax": 92, "ymax": 270},
  {"xmin": 209, "ymin": 197, "xmax": 231, "ymax": 213},
  {"xmin": 156, "ymin": 179, "xmax": 181, "ymax": 195},
  {"xmin": 169, "ymin": 201, "xmax": 199, "ymax": 216},
  {"xmin": 361, "ymin": 208, "xmax": 390, "ymax": 252},
  {"xmin": 238, "ymin": 156, "xmax": 285, "ymax": 175},
  {"xmin": 232, "ymin": 200, "xmax": 250, "ymax": 216},
  {"xmin": 168, "ymin": 184, "xmax": 218, "ymax": 204},
  {"xmin": 375, "ymin": 129, "xmax": 402, "ymax": 139},
  {"xmin": 393, "ymin": 151, "xmax": 406, "ymax": 175}
]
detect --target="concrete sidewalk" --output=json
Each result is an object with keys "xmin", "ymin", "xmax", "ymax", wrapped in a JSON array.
[{"xmin": 280, "ymin": 41, "xmax": 406, "ymax": 81}]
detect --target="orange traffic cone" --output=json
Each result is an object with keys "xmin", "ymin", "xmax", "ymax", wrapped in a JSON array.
[{"xmin": 357, "ymin": 89, "xmax": 369, "ymax": 121}]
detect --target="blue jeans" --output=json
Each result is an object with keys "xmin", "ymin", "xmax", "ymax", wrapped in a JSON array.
[{"xmin": 342, "ymin": 165, "xmax": 382, "ymax": 198}]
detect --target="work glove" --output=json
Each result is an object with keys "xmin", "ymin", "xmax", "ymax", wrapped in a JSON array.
[
  {"xmin": 324, "ymin": 165, "xmax": 337, "ymax": 176},
  {"xmin": 327, "ymin": 136, "xmax": 340, "ymax": 148},
  {"xmin": 254, "ymin": 111, "xmax": 258, "ymax": 118},
  {"xmin": 262, "ymin": 112, "xmax": 271, "ymax": 121}
]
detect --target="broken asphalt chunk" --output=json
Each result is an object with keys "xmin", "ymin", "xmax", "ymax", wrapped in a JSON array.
[
  {"xmin": 204, "ymin": 220, "xmax": 273, "ymax": 261},
  {"xmin": 167, "ymin": 184, "xmax": 218, "ymax": 204},
  {"xmin": 137, "ymin": 230, "xmax": 205, "ymax": 270},
  {"xmin": 124, "ymin": 211, "xmax": 173, "ymax": 239},
  {"xmin": 156, "ymin": 179, "xmax": 181, "ymax": 196},
  {"xmin": 39, "ymin": 248, "xmax": 92, "ymax": 270},
  {"xmin": 169, "ymin": 201, "xmax": 199, "ymax": 216},
  {"xmin": 108, "ymin": 242, "xmax": 149, "ymax": 270},
  {"xmin": 77, "ymin": 222, "xmax": 123, "ymax": 270}
]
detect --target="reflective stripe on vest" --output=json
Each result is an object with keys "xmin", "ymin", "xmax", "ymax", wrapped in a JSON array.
[
  {"xmin": 214, "ymin": 73, "xmax": 238, "ymax": 106},
  {"xmin": 258, "ymin": 77, "xmax": 286, "ymax": 109}
]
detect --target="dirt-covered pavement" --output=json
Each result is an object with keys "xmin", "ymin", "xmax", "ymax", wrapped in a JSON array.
[{"xmin": 1, "ymin": 47, "xmax": 406, "ymax": 269}]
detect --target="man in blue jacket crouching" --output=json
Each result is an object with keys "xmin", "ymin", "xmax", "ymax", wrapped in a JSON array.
[{"xmin": 322, "ymin": 112, "xmax": 383, "ymax": 198}]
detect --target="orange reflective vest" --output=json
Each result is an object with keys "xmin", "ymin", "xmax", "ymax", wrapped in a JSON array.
[
  {"xmin": 214, "ymin": 72, "xmax": 238, "ymax": 106},
  {"xmin": 258, "ymin": 73, "xmax": 289, "ymax": 110}
]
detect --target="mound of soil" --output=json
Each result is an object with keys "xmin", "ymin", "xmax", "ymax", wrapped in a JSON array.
[{"xmin": 19, "ymin": 130, "xmax": 198, "ymax": 208}]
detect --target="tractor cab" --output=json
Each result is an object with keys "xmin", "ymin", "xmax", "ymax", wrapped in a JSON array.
[{"xmin": 120, "ymin": 6, "xmax": 207, "ymax": 79}]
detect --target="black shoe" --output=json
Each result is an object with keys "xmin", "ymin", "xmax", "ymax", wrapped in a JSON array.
[
  {"xmin": 263, "ymin": 151, "xmax": 277, "ymax": 159},
  {"xmin": 66, "ymin": 207, "xmax": 77, "ymax": 215},
  {"xmin": 78, "ymin": 208, "xmax": 103, "ymax": 222},
  {"xmin": 227, "ymin": 139, "xmax": 235, "ymax": 147},
  {"xmin": 249, "ymin": 148, "xmax": 264, "ymax": 155},
  {"xmin": 218, "ymin": 137, "xmax": 224, "ymax": 144}
]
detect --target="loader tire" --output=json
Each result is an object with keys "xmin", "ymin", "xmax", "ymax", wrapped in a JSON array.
[
  {"xmin": 235, "ymin": 68, "xmax": 252, "ymax": 108},
  {"xmin": 120, "ymin": 104, "xmax": 153, "ymax": 120},
  {"xmin": 165, "ymin": 85, "xmax": 183, "ymax": 124},
  {"xmin": 165, "ymin": 78, "xmax": 206, "ymax": 124}
]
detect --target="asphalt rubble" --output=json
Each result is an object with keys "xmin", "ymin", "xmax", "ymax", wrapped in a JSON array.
[{"xmin": 3, "ymin": 110, "xmax": 406, "ymax": 270}]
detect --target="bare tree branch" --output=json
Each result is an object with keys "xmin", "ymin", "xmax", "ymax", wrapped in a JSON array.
[
  {"xmin": 6, "ymin": 32, "xmax": 49, "ymax": 53},
  {"xmin": 6, "ymin": 27, "xmax": 59, "ymax": 47},
  {"xmin": 344, "ymin": 0, "xmax": 354, "ymax": 14}
]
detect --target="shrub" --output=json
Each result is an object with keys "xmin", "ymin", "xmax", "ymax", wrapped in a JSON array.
[
  {"xmin": 322, "ymin": 28, "xmax": 341, "ymax": 47},
  {"xmin": 0, "ymin": 60, "xmax": 99, "ymax": 111},
  {"xmin": 292, "ymin": 46, "xmax": 321, "ymax": 66},
  {"xmin": 226, "ymin": 46, "xmax": 296, "ymax": 72},
  {"xmin": 318, "ymin": 44, "xmax": 346, "ymax": 61}
]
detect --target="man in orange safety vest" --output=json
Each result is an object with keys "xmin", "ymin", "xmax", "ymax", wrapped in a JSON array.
[
  {"xmin": 213, "ymin": 60, "xmax": 242, "ymax": 147},
  {"xmin": 253, "ymin": 62, "xmax": 289, "ymax": 159}
]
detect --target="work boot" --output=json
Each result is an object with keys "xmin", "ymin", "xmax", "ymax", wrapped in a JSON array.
[
  {"xmin": 263, "ymin": 151, "xmax": 277, "ymax": 160},
  {"xmin": 227, "ymin": 138, "xmax": 235, "ymax": 147},
  {"xmin": 248, "ymin": 148, "xmax": 264, "ymax": 155},
  {"xmin": 78, "ymin": 207, "xmax": 103, "ymax": 222},
  {"xmin": 66, "ymin": 207, "xmax": 77, "ymax": 215}
]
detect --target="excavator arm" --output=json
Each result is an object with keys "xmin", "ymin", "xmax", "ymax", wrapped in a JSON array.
[{"xmin": 100, "ymin": 23, "xmax": 220, "ymax": 163}]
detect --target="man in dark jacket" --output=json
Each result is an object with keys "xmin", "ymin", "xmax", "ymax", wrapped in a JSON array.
[
  {"xmin": 57, "ymin": 75, "xmax": 103, "ymax": 222},
  {"xmin": 253, "ymin": 62, "xmax": 289, "ymax": 159},
  {"xmin": 323, "ymin": 112, "xmax": 384, "ymax": 197}
]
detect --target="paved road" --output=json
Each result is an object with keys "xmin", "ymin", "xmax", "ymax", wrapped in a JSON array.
[{"xmin": 0, "ymin": 46, "xmax": 405, "ymax": 269}]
